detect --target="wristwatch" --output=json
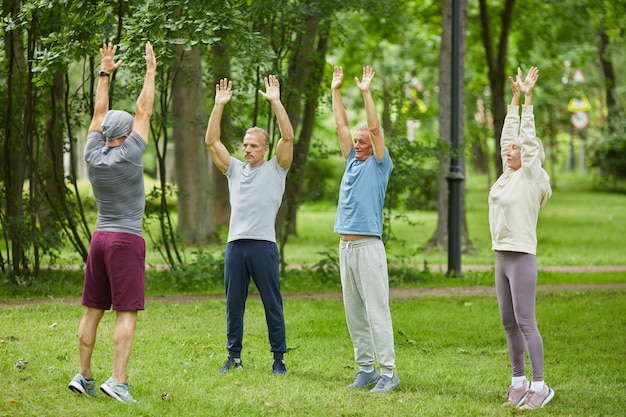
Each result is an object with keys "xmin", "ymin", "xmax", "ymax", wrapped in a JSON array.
[{"xmin": 99, "ymin": 71, "xmax": 109, "ymax": 77}]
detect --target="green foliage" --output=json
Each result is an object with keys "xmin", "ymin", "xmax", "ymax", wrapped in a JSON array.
[
  {"xmin": 385, "ymin": 135, "xmax": 445, "ymax": 212},
  {"xmin": 299, "ymin": 140, "xmax": 342, "ymax": 203},
  {"xmin": 592, "ymin": 116, "xmax": 626, "ymax": 184},
  {"xmin": 0, "ymin": 268, "xmax": 84, "ymax": 299},
  {"xmin": 149, "ymin": 249, "xmax": 225, "ymax": 295},
  {"xmin": 2, "ymin": 0, "xmax": 626, "ymax": 281}
]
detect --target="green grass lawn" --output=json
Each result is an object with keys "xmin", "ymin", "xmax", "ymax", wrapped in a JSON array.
[{"xmin": 2, "ymin": 289, "xmax": 625, "ymax": 416}]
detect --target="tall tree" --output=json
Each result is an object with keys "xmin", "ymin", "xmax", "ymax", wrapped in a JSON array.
[
  {"xmin": 478, "ymin": 0, "xmax": 516, "ymax": 177},
  {"xmin": 2, "ymin": 0, "xmax": 29, "ymax": 278},
  {"xmin": 171, "ymin": 44, "xmax": 216, "ymax": 245},
  {"xmin": 277, "ymin": 9, "xmax": 331, "ymax": 271}
]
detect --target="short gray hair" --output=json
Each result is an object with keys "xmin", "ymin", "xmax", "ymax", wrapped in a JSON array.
[
  {"xmin": 245, "ymin": 127, "xmax": 270, "ymax": 146},
  {"xmin": 355, "ymin": 122, "xmax": 384, "ymax": 138}
]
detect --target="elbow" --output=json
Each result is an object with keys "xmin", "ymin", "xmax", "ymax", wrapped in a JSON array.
[
  {"xmin": 283, "ymin": 132, "xmax": 295, "ymax": 143},
  {"xmin": 369, "ymin": 124, "xmax": 383, "ymax": 138},
  {"xmin": 135, "ymin": 101, "xmax": 153, "ymax": 120}
]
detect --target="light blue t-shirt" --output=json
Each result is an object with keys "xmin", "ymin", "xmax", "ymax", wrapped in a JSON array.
[
  {"xmin": 334, "ymin": 147, "xmax": 393, "ymax": 238},
  {"xmin": 84, "ymin": 131, "xmax": 146, "ymax": 236},
  {"xmin": 225, "ymin": 156, "xmax": 288, "ymax": 243}
]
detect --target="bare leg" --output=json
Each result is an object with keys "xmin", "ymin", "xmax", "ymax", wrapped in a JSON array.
[
  {"xmin": 112, "ymin": 310, "xmax": 137, "ymax": 383},
  {"xmin": 78, "ymin": 307, "xmax": 105, "ymax": 379}
]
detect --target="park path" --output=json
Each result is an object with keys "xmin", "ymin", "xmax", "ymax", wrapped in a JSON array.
[{"xmin": 1, "ymin": 265, "xmax": 625, "ymax": 308}]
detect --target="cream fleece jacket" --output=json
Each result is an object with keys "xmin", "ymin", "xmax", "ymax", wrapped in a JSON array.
[{"xmin": 488, "ymin": 105, "xmax": 552, "ymax": 255}]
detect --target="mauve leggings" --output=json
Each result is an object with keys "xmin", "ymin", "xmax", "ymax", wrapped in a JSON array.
[{"xmin": 495, "ymin": 251, "xmax": 544, "ymax": 381}]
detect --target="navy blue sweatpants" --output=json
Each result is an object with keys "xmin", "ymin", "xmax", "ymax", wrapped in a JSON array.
[{"xmin": 224, "ymin": 240, "xmax": 286, "ymax": 359}]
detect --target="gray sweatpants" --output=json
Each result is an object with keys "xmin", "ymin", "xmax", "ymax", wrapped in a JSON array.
[
  {"xmin": 495, "ymin": 251, "xmax": 545, "ymax": 381},
  {"xmin": 339, "ymin": 237, "xmax": 396, "ymax": 373}
]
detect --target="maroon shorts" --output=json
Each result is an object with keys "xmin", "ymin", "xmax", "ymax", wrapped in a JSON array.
[{"xmin": 82, "ymin": 230, "xmax": 146, "ymax": 311}]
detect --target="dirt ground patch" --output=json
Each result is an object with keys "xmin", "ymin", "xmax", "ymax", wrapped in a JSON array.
[
  {"xmin": 152, "ymin": 282, "xmax": 626, "ymax": 304},
  {"xmin": 2, "ymin": 265, "xmax": 625, "ymax": 308}
]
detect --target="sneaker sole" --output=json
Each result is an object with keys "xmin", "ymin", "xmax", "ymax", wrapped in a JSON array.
[
  {"xmin": 510, "ymin": 393, "xmax": 527, "ymax": 407},
  {"xmin": 219, "ymin": 366, "xmax": 243, "ymax": 373},
  {"xmin": 347, "ymin": 380, "xmax": 378, "ymax": 389},
  {"xmin": 540, "ymin": 388, "xmax": 555, "ymax": 408},
  {"xmin": 370, "ymin": 379, "xmax": 400, "ymax": 393},
  {"xmin": 68, "ymin": 380, "xmax": 86, "ymax": 395},
  {"xmin": 100, "ymin": 384, "xmax": 126, "ymax": 402}
]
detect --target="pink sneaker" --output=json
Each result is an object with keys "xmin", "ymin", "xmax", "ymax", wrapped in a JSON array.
[
  {"xmin": 502, "ymin": 380, "xmax": 530, "ymax": 406},
  {"xmin": 521, "ymin": 384, "xmax": 555, "ymax": 409}
]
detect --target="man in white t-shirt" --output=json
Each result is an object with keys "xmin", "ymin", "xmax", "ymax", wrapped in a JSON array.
[{"xmin": 205, "ymin": 75, "xmax": 294, "ymax": 375}]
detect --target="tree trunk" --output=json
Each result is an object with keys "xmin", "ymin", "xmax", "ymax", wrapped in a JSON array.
[
  {"xmin": 2, "ymin": 0, "xmax": 28, "ymax": 277},
  {"xmin": 478, "ymin": 0, "xmax": 516, "ymax": 178},
  {"xmin": 39, "ymin": 72, "xmax": 66, "ymax": 235},
  {"xmin": 276, "ymin": 15, "xmax": 328, "ymax": 271},
  {"xmin": 426, "ymin": 0, "xmax": 474, "ymax": 253},
  {"xmin": 598, "ymin": 28, "xmax": 618, "ymax": 130},
  {"xmin": 171, "ymin": 45, "xmax": 217, "ymax": 245}
]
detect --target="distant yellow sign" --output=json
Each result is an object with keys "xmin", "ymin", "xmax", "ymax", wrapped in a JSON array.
[{"xmin": 568, "ymin": 95, "xmax": 591, "ymax": 112}]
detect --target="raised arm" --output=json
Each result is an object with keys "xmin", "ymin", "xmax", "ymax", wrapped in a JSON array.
[
  {"xmin": 519, "ymin": 67, "xmax": 543, "ymax": 174},
  {"xmin": 356, "ymin": 66, "xmax": 385, "ymax": 162},
  {"xmin": 331, "ymin": 66, "xmax": 353, "ymax": 160},
  {"xmin": 132, "ymin": 41, "xmax": 157, "ymax": 143},
  {"xmin": 500, "ymin": 68, "xmax": 522, "ymax": 170},
  {"xmin": 88, "ymin": 43, "xmax": 123, "ymax": 133},
  {"xmin": 205, "ymin": 78, "xmax": 234, "ymax": 174},
  {"xmin": 258, "ymin": 75, "xmax": 294, "ymax": 169},
  {"xmin": 508, "ymin": 67, "xmax": 521, "ymax": 106}
]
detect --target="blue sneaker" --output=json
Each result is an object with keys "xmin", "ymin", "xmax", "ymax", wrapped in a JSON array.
[
  {"xmin": 68, "ymin": 373, "xmax": 98, "ymax": 397},
  {"xmin": 370, "ymin": 372, "xmax": 400, "ymax": 393},
  {"xmin": 219, "ymin": 357, "xmax": 243, "ymax": 373},
  {"xmin": 347, "ymin": 369, "xmax": 379, "ymax": 389},
  {"xmin": 100, "ymin": 376, "xmax": 137, "ymax": 403},
  {"xmin": 272, "ymin": 360, "xmax": 287, "ymax": 375}
]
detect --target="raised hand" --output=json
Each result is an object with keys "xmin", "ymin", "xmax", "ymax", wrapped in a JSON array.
[
  {"xmin": 144, "ymin": 41, "xmax": 156, "ymax": 73},
  {"xmin": 258, "ymin": 75, "xmax": 280, "ymax": 103},
  {"xmin": 355, "ymin": 66, "xmax": 375, "ymax": 93},
  {"xmin": 331, "ymin": 66, "xmax": 344, "ymax": 90},
  {"xmin": 215, "ymin": 78, "xmax": 233, "ymax": 106},
  {"xmin": 99, "ymin": 42, "xmax": 123, "ymax": 74},
  {"xmin": 508, "ymin": 67, "xmax": 522, "ymax": 96},
  {"xmin": 520, "ymin": 66, "xmax": 539, "ymax": 94}
]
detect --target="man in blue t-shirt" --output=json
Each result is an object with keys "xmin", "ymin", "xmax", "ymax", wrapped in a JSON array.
[
  {"xmin": 331, "ymin": 65, "xmax": 399, "ymax": 393},
  {"xmin": 205, "ymin": 75, "xmax": 294, "ymax": 375}
]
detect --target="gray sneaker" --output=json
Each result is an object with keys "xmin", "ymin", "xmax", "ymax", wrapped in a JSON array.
[
  {"xmin": 370, "ymin": 372, "xmax": 400, "ymax": 393},
  {"xmin": 68, "ymin": 373, "xmax": 98, "ymax": 397},
  {"xmin": 347, "ymin": 369, "xmax": 379, "ymax": 389},
  {"xmin": 100, "ymin": 376, "xmax": 137, "ymax": 403}
]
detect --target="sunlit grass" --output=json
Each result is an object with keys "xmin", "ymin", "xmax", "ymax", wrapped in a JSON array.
[{"xmin": 1, "ymin": 289, "xmax": 625, "ymax": 416}]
